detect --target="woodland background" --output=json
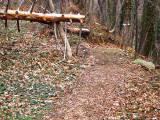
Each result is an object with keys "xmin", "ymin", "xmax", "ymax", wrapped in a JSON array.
[{"xmin": 1, "ymin": 0, "xmax": 160, "ymax": 65}]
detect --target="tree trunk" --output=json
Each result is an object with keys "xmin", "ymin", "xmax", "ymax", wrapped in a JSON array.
[
  {"xmin": 114, "ymin": 0, "xmax": 125, "ymax": 35},
  {"xmin": 121, "ymin": 0, "xmax": 131, "ymax": 49},
  {"xmin": 49, "ymin": 0, "xmax": 72, "ymax": 58},
  {"xmin": 112, "ymin": 0, "xmax": 118, "ymax": 28},
  {"xmin": 98, "ymin": 0, "xmax": 106, "ymax": 25},
  {"xmin": 154, "ymin": 10, "xmax": 159, "ymax": 63},
  {"xmin": 135, "ymin": 0, "xmax": 138, "ymax": 52},
  {"xmin": 129, "ymin": 0, "xmax": 136, "ymax": 48},
  {"xmin": 139, "ymin": 1, "xmax": 156, "ymax": 56},
  {"xmin": 139, "ymin": 25, "xmax": 151, "ymax": 55},
  {"xmin": 106, "ymin": 0, "xmax": 110, "ymax": 27},
  {"xmin": 88, "ymin": 0, "xmax": 93, "ymax": 21},
  {"xmin": 138, "ymin": 1, "xmax": 147, "ymax": 53},
  {"xmin": 49, "ymin": 0, "xmax": 62, "ymax": 14}
]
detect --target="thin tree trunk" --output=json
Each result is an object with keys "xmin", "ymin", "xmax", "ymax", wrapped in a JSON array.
[
  {"xmin": 154, "ymin": 8, "xmax": 159, "ymax": 62},
  {"xmin": 106, "ymin": 0, "xmax": 110, "ymax": 27},
  {"xmin": 88, "ymin": 0, "xmax": 93, "ymax": 21},
  {"xmin": 135, "ymin": 0, "xmax": 138, "ymax": 52},
  {"xmin": 112, "ymin": 0, "xmax": 118, "ymax": 28}
]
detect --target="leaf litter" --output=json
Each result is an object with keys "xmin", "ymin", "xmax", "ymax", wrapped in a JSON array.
[
  {"xmin": 44, "ymin": 45, "xmax": 160, "ymax": 120},
  {"xmin": 0, "ymin": 21, "xmax": 159, "ymax": 120},
  {"xmin": 0, "ymin": 21, "xmax": 86, "ymax": 119}
]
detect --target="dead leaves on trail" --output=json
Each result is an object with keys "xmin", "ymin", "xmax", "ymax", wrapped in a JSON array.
[
  {"xmin": 124, "ymin": 78, "xmax": 159, "ymax": 119},
  {"xmin": 122, "ymin": 62, "xmax": 160, "ymax": 119}
]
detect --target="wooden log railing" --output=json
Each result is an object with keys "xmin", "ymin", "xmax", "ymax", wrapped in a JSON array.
[
  {"xmin": 0, "ymin": 9, "xmax": 85, "ymax": 24},
  {"xmin": 0, "ymin": 0, "xmax": 86, "ymax": 58}
]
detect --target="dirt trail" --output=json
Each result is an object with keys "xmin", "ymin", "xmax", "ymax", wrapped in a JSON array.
[
  {"xmin": 42, "ymin": 44, "xmax": 130, "ymax": 120},
  {"xmin": 43, "ymin": 44, "xmax": 159, "ymax": 120}
]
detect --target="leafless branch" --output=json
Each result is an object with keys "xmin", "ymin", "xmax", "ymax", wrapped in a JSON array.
[
  {"xmin": 17, "ymin": 0, "xmax": 25, "ymax": 11},
  {"xmin": 28, "ymin": 0, "xmax": 51, "ymax": 13},
  {"xmin": 29, "ymin": 0, "xmax": 36, "ymax": 13},
  {"xmin": 43, "ymin": 0, "xmax": 49, "ymax": 14},
  {"xmin": 5, "ymin": 0, "xmax": 10, "ymax": 12}
]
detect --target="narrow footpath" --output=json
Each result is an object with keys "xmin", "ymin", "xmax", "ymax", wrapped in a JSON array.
[{"xmin": 44, "ymin": 44, "xmax": 159, "ymax": 120}]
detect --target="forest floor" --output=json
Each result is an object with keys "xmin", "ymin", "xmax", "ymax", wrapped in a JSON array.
[
  {"xmin": 0, "ymin": 21, "xmax": 159, "ymax": 120},
  {"xmin": 44, "ymin": 43, "xmax": 160, "ymax": 120}
]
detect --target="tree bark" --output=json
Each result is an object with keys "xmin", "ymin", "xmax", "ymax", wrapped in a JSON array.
[
  {"xmin": 113, "ymin": 0, "xmax": 125, "ymax": 35},
  {"xmin": 138, "ymin": 0, "xmax": 147, "ymax": 53},
  {"xmin": 129, "ymin": 0, "xmax": 136, "ymax": 48},
  {"xmin": 88, "ymin": 0, "xmax": 93, "ymax": 21},
  {"xmin": 121, "ymin": 0, "xmax": 131, "ymax": 49},
  {"xmin": 106, "ymin": 0, "xmax": 110, "ymax": 27},
  {"xmin": 112, "ymin": 0, "xmax": 118, "ymax": 28},
  {"xmin": 155, "ymin": 9, "xmax": 159, "ymax": 62},
  {"xmin": 139, "ymin": 1, "xmax": 155, "ymax": 56},
  {"xmin": 135, "ymin": 0, "xmax": 138, "ymax": 52},
  {"xmin": 98, "ymin": 0, "xmax": 106, "ymax": 25}
]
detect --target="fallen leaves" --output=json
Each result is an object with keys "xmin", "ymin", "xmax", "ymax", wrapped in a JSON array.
[
  {"xmin": 0, "ymin": 20, "xmax": 159, "ymax": 120},
  {"xmin": 0, "ymin": 21, "xmax": 86, "ymax": 119}
]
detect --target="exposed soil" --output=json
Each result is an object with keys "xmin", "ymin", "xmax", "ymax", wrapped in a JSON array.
[{"xmin": 43, "ymin": 43, "xmax": 159, "ymax": 120}]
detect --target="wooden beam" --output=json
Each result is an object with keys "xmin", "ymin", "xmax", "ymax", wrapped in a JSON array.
[{"xmin": 0, "ymin": 9, "xmax": 85, "ymax": 23}]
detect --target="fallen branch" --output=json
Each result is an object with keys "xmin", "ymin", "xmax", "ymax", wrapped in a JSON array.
[{"xmin": 0, "ymin": 9, "xmax": 85, "ymax": 23}]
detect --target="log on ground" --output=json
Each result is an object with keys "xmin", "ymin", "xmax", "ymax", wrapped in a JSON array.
[{"xmin": 67, "ymin": 27, "xmax": 90, "ymax": 35}]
